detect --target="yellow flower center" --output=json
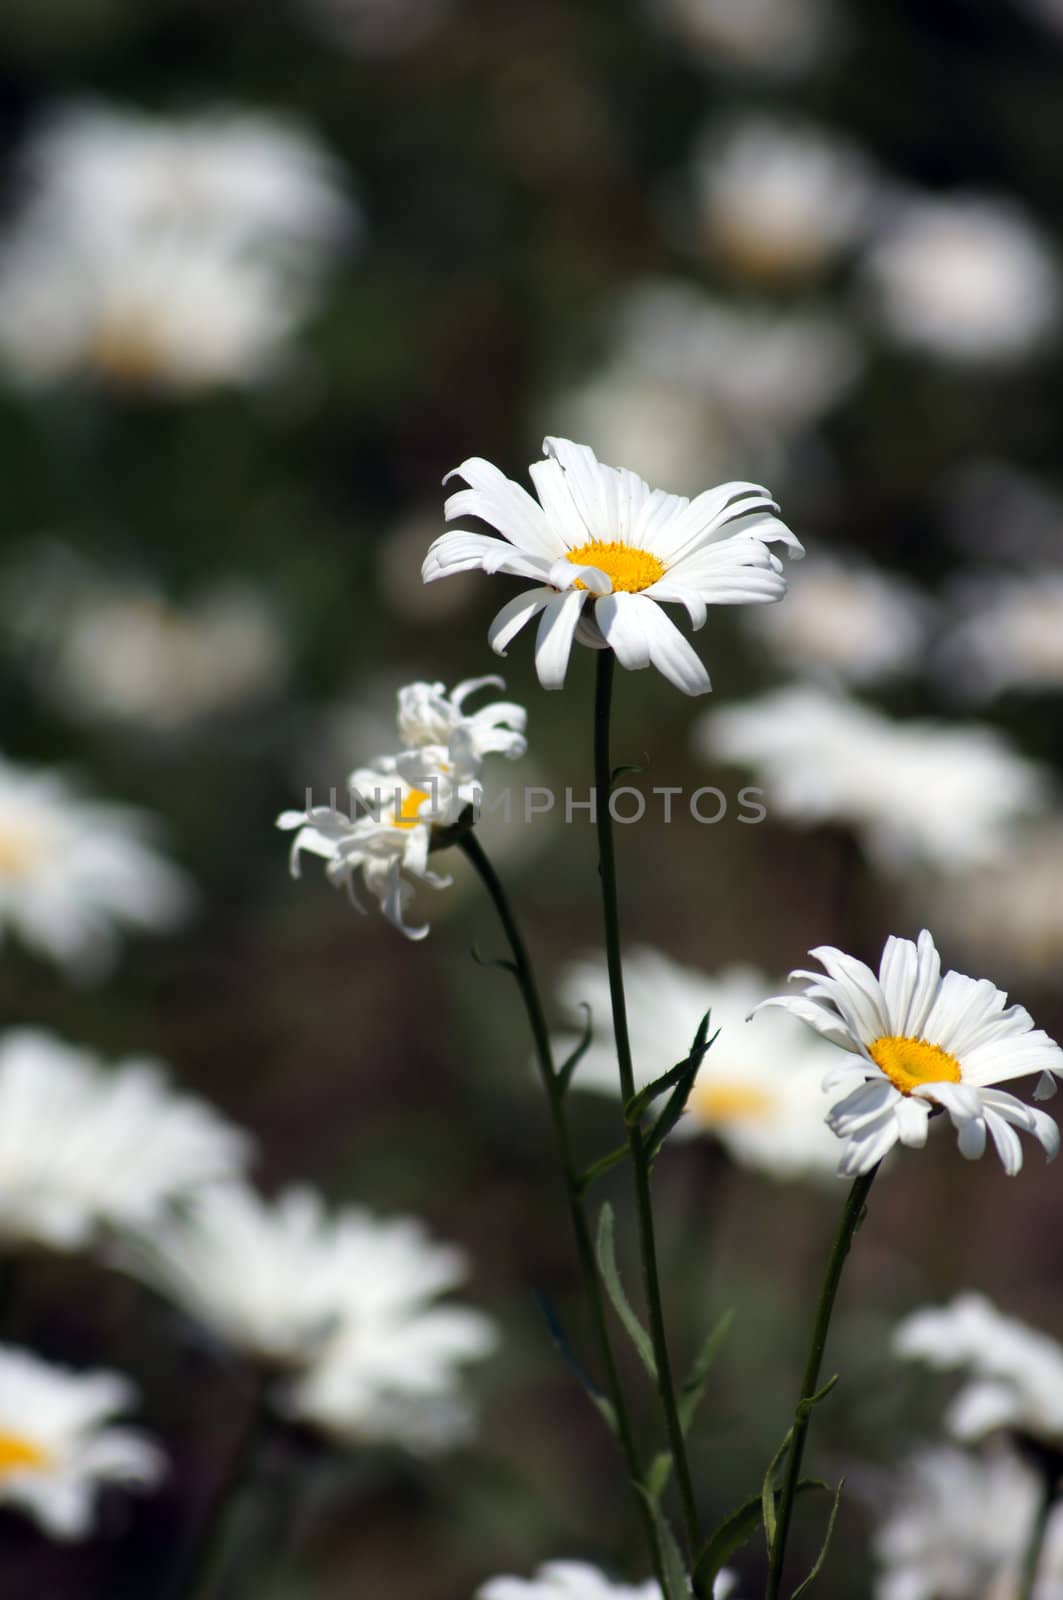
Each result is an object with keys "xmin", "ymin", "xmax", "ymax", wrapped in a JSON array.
[
  {"xmin": 0, "ymin": 825, "xmax": 44, "ymax": 880},
  {"xmin": 566, "ymin": 541, "xmax": 666, "ymax": 594},
  {"xmin": 869, "ymin": 1035, "xmax": 962, "ymax": 1096},
  {"xmin": 0, "ymin": 1431, "xmax": 50, "ymax": 1478},
  {"xmin": 687, "ymin": 1080, "xmax": 773, "ymax": 1125},
  {"xmin": 392, "ymin": 787, "xmax": 430, "ymax": 829}
]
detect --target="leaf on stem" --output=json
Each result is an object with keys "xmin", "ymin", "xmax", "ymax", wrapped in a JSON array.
[
  {"xmin": 791, "ymin": 1478, "xmax": 845, "ymax": 1599},
  {"xmin": 643, "ymin": 1026, "xmax": 720, "ymax": 1169},
  {"xmin": 763, "ymin": 1377, "xmax": 839, "ymax": 1548},
  {"xmin": 558, "ymin": 1003, "xmax": 594, "ymax": 1094},
  {"xmin": 578, "ymin": 1143, "xmax": 631, "ymax": 1193},
  {"xmin": 596, "ymin": 1203, "xmax": 657, "ymax": 1381},
  {"xmin": 651, "ymin": 1307, "xmax": 735, "ymax": 1503},
  {"xmin": 694, "ymin": 1483, "xmax": 824, "ymax": 1592},
  {"xmin": 635, "ymin": 1487, "xmax": 692, "ymax": 1600},
  {"xmin": 534, "ymin": 1291, "xmax": 617, "ymax": 1435},
  {"xmin": 470, "ymin": 942, "xmax": 518, "ymax": 979},
  {"xmin": 625, "ymin": 1012, "xmax": 714, "ymax": 1125},
  {"xmin": 610, "ymin": 754, "xmax": 651, "ymax": 791}
]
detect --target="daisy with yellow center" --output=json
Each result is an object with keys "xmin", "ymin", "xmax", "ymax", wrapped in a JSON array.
[
  {"xmin": 421, "ymin": 436, "xmax": 803, "ymax": 695},
  {"xmin": 757, "ymin": 929, "xmax": 1063, "ymax": 1176}
]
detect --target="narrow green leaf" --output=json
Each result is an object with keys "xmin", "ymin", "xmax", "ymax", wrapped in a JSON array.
[
  {"xmin": 625, "ymin": 1011, "xmax": 712, "ymax": 1125},
  {"xmin": 761, "ymin": 1425, "xmax": 793, "ymax": 1549},
  {"xmin": 533, "ymin": 1291, "xmax": 617, "ymax": 1435},
  {"xmin": 470, "ymin": 942, "xmax": 518, "ymax": 978},
  {"xmin": 795, "ymin": 1374, "xmax": 839, "ymax": 1425},
  {"xmin": 634, "ymin": 1487, "xmax": 691, "ymax": 1600},
  {"xmin": 791, "ymin": 1477, "xmax": 845, "ymax": 1599},
  {"xmin": 596, "ymin": 1204, "xmax": 657, "ymax": 1381},
  {"xmin": 610, "ymin": 754, "xmax": 651, "ymax": 791},
  {"xmin": 646, "ymin": 1449, "xmax": 673, "ymax": 1504},
  {"xmin": 558, "ymin": 1003, "xmax": 594, "ymax": 1094},
  {"xmin": 578, "ymin": 1143, "xmax": 630, "ymax": 1194},
  {"xmin": 679, "ymin": 1307, "xmax": 735, "ymax": 1436},
  {"xmin": 694, "ymin": 1482, "xmax": 824, "ymax": 1591},
  {"xmin": 644, "ymin": 1030, "xmax": 720, "ymax": 1167}
]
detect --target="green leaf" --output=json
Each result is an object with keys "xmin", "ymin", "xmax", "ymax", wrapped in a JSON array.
[
  {"xmin": 694, "ymin": 1482, "xmax": 823, "ymax": 1592},
  {"xmin": 624, "ymin": 1011, "xmax": 713, "ymax": 1125},
  {"xmin": 469, "ymin": 942, "xmax": 518, "ymax": 978},
  {"xmin": 763, "ymin": 1378, "xmax": 840, "ymax": 1551},
  {"xmin": 610, "ymin": 755, "xmax": 651, "ymax": 791},
  {"xmin": 578, "ymin": 1142, "xmax": 630, "ymax": 1194},
  {"xmin": 558, "ymin": 1003, "xmax": 594, "ymax": 1094},
  {"xmin": 646, "ymin": 1449, "xmax": 673, "ymax": 1504},
  {"xmin": 791, "ymin": 1478, "xmax": 845, "ymax": 1598},
  {"xmin": 534, "ymin": 1291, "xmax": 617, "ymax": 1435},
  {"xmin": 596, "ymin": 1203, "xmax": 657, "ymax": 1381},
  {"xmin": 634, "ymin": 1487, "xmax": 691, "ymax": 1600},
  {"xmin": 644, "ymin": 1031, "xmax": 720, "ymax": 1168},
  {"xmin": 679, "ymin": 1307, "xmax": 734, "ymax": 1436}
]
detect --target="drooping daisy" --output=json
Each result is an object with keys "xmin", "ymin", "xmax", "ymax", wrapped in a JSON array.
[
  {"xmin": 0, "ymin": 101, "xmax": 354, "ymax": 392},
  {"xmin": 759, "ymin": 930, "xmax": 1063, "ymax": 1176},
  {"xmin": 0, "ymin": 1345, "xmax": 164, "ymax": 1539},
  {"xmin": 122, "ymin": 1183, "xmax": 496, "ymax": 1452},
  {"xmin": 894, "ymin": 1294, "xmax": 1063, "ymax": 1448},
  {"xmin": 422, "ymin": 436, "xmax": 802, "ymax": 696},
  {"xmin": 0, "ymin": 1029, "xmax": 250, "ymax": 1253},
  {"xmin": 556, "ymin": 949, "xmax": 840, "ymax": 1181},
  {"xmin": 477, "ymin": 1561, "xmax": 740, "ymax": 1600},
  {"xmin": 0, "ymin": 755, "xmax": 192, "ymax": 979},
  {"xmin": 278, "ymin": 676, "xmax": 527, "ymax": 938},
  {"xmin": 698, "ymin": 685, "xmax": 1050, "ymax": 873}
]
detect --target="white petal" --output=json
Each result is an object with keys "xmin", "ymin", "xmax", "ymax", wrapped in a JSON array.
[
  {"xmin": 594, "ymin": 592, "xmax": 653, "ymax": 671},
  {"xmin": 534, "ymin": 589, "xmax": 587, "ymax": 691},
  {"xmin": 487, "ymin": 589, "xmax": 553, "ymax": 656},
  {"xmin": 442, "ymin": 455, "xmax": 560, "ymax": 558},
  {"xmin": 636, "ymin": 598, "xmax": 712, "ymax": 695}
]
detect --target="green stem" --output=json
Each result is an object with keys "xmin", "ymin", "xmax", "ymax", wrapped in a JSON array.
[
  {"xmin": 592, "ymin": 650, "xmax": 703, "ymax": 1567},
  {"xmin": 458, "ymin": 830, "xmax": 663, "ymax": 1584},
  {"xmin": 765, "ymin": 1163, "xmax": 879, "ymax": 1600},
  {"xmin": 1017, "ymin": 1463, "xmax": 1058, "ymax": 1600},
  {"xmin": 171, "ymin": 1371, "xmax": 271, "ymax": 1600}
]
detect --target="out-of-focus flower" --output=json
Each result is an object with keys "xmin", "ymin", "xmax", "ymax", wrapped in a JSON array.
[
  {"xmin": 759, "ymin": 929, "xmax": 1062, "ymax": 1176},
  {"xmin": 646, "ymin": 0, "xmax": 834, "ymax": 78},
  {"xmin": 0, "ymin": 1345, "xmax": 164, "ymax": 1540},
  {"xmin": 743, "ymin": 552, "xmax": 930, "ymax": 686},
  {"xmin": 861, "ymin": 193, "xmax": 1061, "ymax": 365},
  {"xmin": 0, "ymin": 754, "xmax": 193, "ymax": 978},
  {"xmin": 936, "ymin": 823, "xmax": 1063, "ymax": 984},
  {"xmin": 376, "ymin": 510, "xmax": 481, "ymax": 623},
  {"xmin": 698, "ymin": 685, "xmax": 1050, "ymax": 873},
  {"xmin": 556, "ymin": 948, "xmax": 840, "ymax": 1181},
  {"xmin": 422, "ymin": 436, "xmax": 802, "ymax": 696},
  {"xmin": 0, "ymin": 101, "xmax": 355, "ymax": 392},
  {"xmin": 294, "ymin": 0, "xmax": 452, "ymax": 54},
  {"xmin": 895, "ymin": 1294, "xmax": 1063, "ymax": 1448},
  {"xmin": 279, "ymin": 677, "xmax": 527, "ymax": 938},
  {"xmin": 872, "ymin": 1444, "xmax": 1060, "ymax": 1600},
  {"xmin": 125, "ymin": 1183, "xmax": 496, "ymax": 1453},
  {"xmin": 477, "ymin": 1563, "xmax": 740, "ymax": 1599},
  {"xmin": 939, "ymin": 572, "xmax": 1063, "ymax": 701},
  {"xmin": 691, "ymin": 116, "xmax": 874, "ymax": 281},
  {"xmin": 0, "ymin": 1029, "xmax": 249, "ymax": 1252}
]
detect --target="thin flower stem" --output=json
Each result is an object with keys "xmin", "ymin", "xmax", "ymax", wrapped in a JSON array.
[
  {"xmin": 458, "ymin": 829, "xmax": 664, "ymax": 1584},
  {"xmin": 171, "ymin": 1370, "xmax": 271, "ymax": 1600},
  {"xmin": 592, "ymin": 650, "xmax": 704, "ymax": 1568},
  {"xmin": 1017, "ymin": 1462, "xmax": 1058, "ymax": 1600},
  {"xmin": 765, "ymin": 1162, "xmax": 880, "ymax": 1600}
]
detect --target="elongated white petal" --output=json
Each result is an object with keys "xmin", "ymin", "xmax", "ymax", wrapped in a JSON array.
[
  {"xmin": 442, "ymin": 456, "xmax": 559, "ymax": 558},
  {"xmin": 488, "ymin": 589, "xmax": 554, "ymax": 656},
  {"xmin": 533, "ymin": 589, "xmax": 586, "ymax": 691},
  {"xmin": 594, "ymin": 592, "xmax": 653, "ymax": 671},
  {"xmin": 636, "ymin": 599, "xmax": 712, "ymax": 695}
]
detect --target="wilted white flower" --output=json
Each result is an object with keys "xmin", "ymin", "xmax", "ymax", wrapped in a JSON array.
[
  {"xmin": 940, "ymin": 572, "xmax": 1063, "ymax": 702},
  {"xmin": 556, "ymin": 948, "xmax": 840, "ymax": 1180},
  {"xmin": 0, "ymin": 754, "xmax": 192, "ymax": 978},
  {"xmin": 743, "ymin": 553, "xmax": 930, "ymax": 686},
  {"xmin": 0, "ymin": 1345, "xmax": 164, "ymax": 1539},
  {"xmin": 125, "ymin": 1183, "xmax": 496, "ymax": 1452},
  {"xmin": 872, "ymin": 1445, "xmax": 1062, "ymax": 1600},
  {"xmin": 698, "ymin": 685, "xmax": 1050, "ymax": 872},
  {"xmin": 692, "ymin": 116, "xmax": 874, "ymax": 280},
  {"xmin": 278, "ymin": 677, "xmax": 527, "ymax": 938},
  {"xmin": 477, "ymin": 1562, "xmax": 740, "ymax": 1600},
  {"xmin": 861, "ymin": 193, "xmax": 1061, "ymax": 365},
  {"xmin": 295, "ymin": 0, "xmax": 452, "ymax": 54},
  {"xmin": 895, "ymin": 1294, "xmax": 1063, "ymax": 1448},
  {"xmin": 760, "ymin": 929, "xmax": 1063, "ymax": 1177},
  {"xmin": 0, "ymin": 1029, "xmax": 249, "ymax": 1252},
  {"xmin": 0, "ymin": 101, "xmax": 354, "ymax": 391},
  {"xmin": 422, "ymin": 436, "xmax": 802, "ymax": 697},
  {"xmin": 646, "ymin": 0, "xmax": 834, "ymax": 78}
]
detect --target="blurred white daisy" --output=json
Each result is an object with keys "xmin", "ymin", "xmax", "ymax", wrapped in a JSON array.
[
  {"xmin": 0, "ymin": 754, "xmax": 193, "ymax": 978},
  {"xmin": 556, "ymin": 948, "xmax": 841, "ymax": 1181},
  {"xmin": 0, "ymin": 1344, "xmax": 164, "ymax": 1540},
  {"xmin": 646, "ymin": 0, "xmax": 834, "ymax": 78},
  {"xmin": 760, "ymin": 929, "xmax": 1063, "ymax": 1177},
  {"xmin": 422, "ymin": 435, "xmax": 802, "ymax": 696},
  {"xmin": 895, "ymin": 1293, "xmax": 1063, "ymax": 1448},
  {"xmin": 0, "ymin": 100, "xmax": 355, "ymax": 392},
  {"xmin": 872, "ymin": 1444, "xmax": 1061, "ymax": 1600},
  {"xmin": 125, "ymin": 1183, "xmax": 496, "ymax": 1452},
  {"xmin": 940, "ymin": 571, "xmax": 1063, "ymax": 702},
  {"xmin": 295, "ymin": 0, "xmax": 452, "ymax": 54},
  {"xmin": 279, "ymin": 676, "xmax": 527, "ymax": 938},
  {"xmin": 698, "ymin": 684, "xmax": 1050, "ymax": 873},
  {"xmin": 861, "ymin": 193, "xmax": 1061, "ymax": 366},
  {"xmin": 742, "ymin": 553, "xmax": 930, "ymax": 686},
  {"xmin": 692, "ymin": 116, "xmax": 874, "ymax": 281},
  {"xmin": 0, "ymin": 1029, "xmax": 249, "ymax": 1252},
  {"xmin": 478, "ymin": 1562, "xmax": 740, "ymax": 1600}
]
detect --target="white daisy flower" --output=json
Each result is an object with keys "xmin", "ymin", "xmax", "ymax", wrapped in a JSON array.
[
  {"xmin": 0, "ymin": 1344, "xmax": 164, "ymax": 1540},
  {"xmin": 556, "ymin": 948, "xmax": 841, "ymax": 1181},
  {"xmin": 646, "ymin": 0, "xmax": 834, "ymax": 78},
  {"xmin": 872, "ymin": 1444, "xmax": 1061, "ymax": 1600},
  {"xmin": 0, "ymin": 753, "xmax": 193, "ymax": 979},
  {"xmin": 894, "ymin": 1293, "xmax": 1063, "ymax": 1448},
  {"xmin": 278, "ymin": 676, "xmax": 527, "ymax": 939},
  {"xmin": 940, "ymin": 571, "xmax": 1063, "ymax": 702},
  {"xmin": 0, "ymin": 1029, "xmax": 249, "ymax": 1252},
  {"xmin": 698, "ymin": 685, "xmax": 1050, "ymax": 873},
  {"xmin": 742, "ymin": 553, "xmax": 930, "ymax": 687},
  {"xmin": 692, "ymin": 116, "xmax": 874, "ymax": 281},
  {"xmin": 861, "ymin": 192, "xmax": 1061, "ymax": 366},
  {"xmin": 123, "ymin": 1183, "xmax": 496, "ymax": 1451},
  {"xmin": 477, "ymin": 1561, "xmax": 740, "ymax": 1600},
  {"xmin": 759, "ymin": 929, "xmax": 1063, "ymax": 1177},
  {"xmin": 422, "ymin": 436, "xmax": 802, "ymax": 696},
  {"xmin": 0, "ymin": 100, "xmax": 354, "ymax": 392}
]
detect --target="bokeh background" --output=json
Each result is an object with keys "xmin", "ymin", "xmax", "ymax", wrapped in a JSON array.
[{"xmin": 3, "ymin": 0, "xmax": 1063, "ymax": 1595}]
